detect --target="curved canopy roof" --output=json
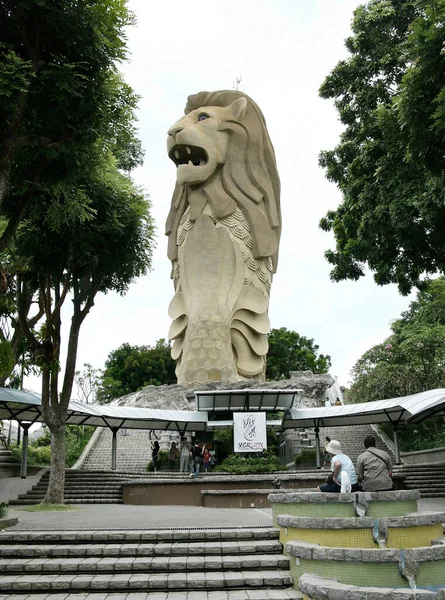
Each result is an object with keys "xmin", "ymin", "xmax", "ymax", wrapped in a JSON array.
[
  {"xmin": 2, "ymin": 387, "xmax": 445, "ymax": 431},
  {"xmin": 0, "ymin": 388, "xmax": 208, "ymax": 432},
  {"xmin": 282, "ymin": 388, "xmax": 445, "ymax": 429}
]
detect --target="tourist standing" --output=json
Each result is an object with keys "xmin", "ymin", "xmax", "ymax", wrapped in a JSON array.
[
  {"xmin": 356, "ymin": 435, "xmax": 393, "ymax": 491},
  {"xmin": 317, "ymin": 439, "xmax": 360, "ymax": 493},
  {"xmin": 168, "ymin": 442, "xmax": 179, "ymax": 470},
  {"xmin": 191, "ymin": 440, "xmax": 203, "ymax": 479},
  {"xmin": 202, "ymin": 447, "xmax": 211, "ymax": 473},
  {"xmin": 151, "ymin": 440, "xmax": 160, "ymax": 473},
  {"xmin": 179, "ymin": 437, "xmax": 190, "ymax": 473}
]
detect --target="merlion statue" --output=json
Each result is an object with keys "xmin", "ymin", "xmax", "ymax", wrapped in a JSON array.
[{"xmin": 166, "ymin": 90, "xmax": 281, "ymax": 387}]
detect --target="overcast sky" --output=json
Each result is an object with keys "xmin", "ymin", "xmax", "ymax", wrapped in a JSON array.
[{"xmin": 25, "ymin": 0, "xmax": 415, "ymax": 394}]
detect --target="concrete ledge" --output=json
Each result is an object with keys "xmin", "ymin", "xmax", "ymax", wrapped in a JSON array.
[
  {"xmin": 278, "ymin": 511, "xmax": 445, "ymax": 530},
  {"xmin": 0, "ymin": 516, "xmax": 18, "ymax": 530},
  {"xmin": 401, "ymin": 446, "xmax": 445, "ymax": 466},
  {"xmin": 201, "ymin": 488, "xmax": 316, "ymax": 509},
  {"xmin": 122, "ymin": 474, "xmax": 322, "ymax": 506},
  {"xmin": 287, "ymin": 540, "xmax": 445, "ymax": 564},
  {"xmin": 299, "ymin": 573, "xmax": 439, "ymax": 600},
  {"xmin": 278, "ymin": 511, "xmax": 445, "ymax": 549},
  {"xmin": 269, "ymin": 490, "xmax": 420, "ymax": 504}
]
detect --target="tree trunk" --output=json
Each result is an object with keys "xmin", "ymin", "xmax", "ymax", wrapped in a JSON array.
[{"xmin": 43, "ymin": 421, "xmax": 65, "ymax": 504}]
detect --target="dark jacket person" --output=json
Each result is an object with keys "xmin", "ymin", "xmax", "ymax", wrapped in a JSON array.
[{"xmin": 356, "ymin": 435, "xmax": 393, "ymax": 491}]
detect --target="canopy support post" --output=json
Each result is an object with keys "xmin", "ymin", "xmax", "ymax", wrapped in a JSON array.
[
  {"xmin": 111, "ymin": 427, "xmax": 119, "ymax": 471},
  {"xmin": 393, "ymin": 425, "xmax": 401, "ymax": 465},
  {"xmin": 20, "ymin": 423, "xmax": 31, "ymax": 479},
  {"xmin": 314, "ymin": 426, "xmax": 321, "ymax": 469}
]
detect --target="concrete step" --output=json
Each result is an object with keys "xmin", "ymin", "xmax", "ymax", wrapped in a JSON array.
[
  {"xmin": 0, "ymin": 593, "xmax": 303, "ymax": 600},
  {"xmin": 0, "ymin": 553, "xmax": 290, "ymax": 574},
  {"xmin": 0, "ymin": 528, "xmax": 279, "ymax": 544},
  {"xmin": 9, "ymin": 499, "xmax": 124, "ymax": 505},
  {"xmin": 0, "ymin": 539, "xmax": 283, "ymax": 559},
  {"xmin": 0, "ymin": 527, "xmax": 295, "ymax": 597},
  {"xmin": 0, "ymin": 569, "xmax": 293, "ymax": 593}
]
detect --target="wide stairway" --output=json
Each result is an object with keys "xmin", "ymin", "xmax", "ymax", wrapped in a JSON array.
[
  {"xmin": 0, "ymin": 526, "xmax": 301, "ymax": 599},
  {"xmin": 82, "ymin": 428, "xmax": 154, "ymax": 472},
  {"xmin": 8, "ymin": 470, "xmax": 146, "ymax": 505},
  {"xmin": 319, "ymin": 423, "xmax": 396, "ymax": 463},
  {"xmin": 401, "ymin": 464, "xmax": 445, "ymax": 498}
]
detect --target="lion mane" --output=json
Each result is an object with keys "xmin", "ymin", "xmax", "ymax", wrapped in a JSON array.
[{"xmin": 165, "ymin": 90, "xmax": 281, "ymax": 272}]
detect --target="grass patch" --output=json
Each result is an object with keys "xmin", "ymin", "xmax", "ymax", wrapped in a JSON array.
[{"xmin": 14, "ymin": 504, "xmax": 80, "ymax": 512}]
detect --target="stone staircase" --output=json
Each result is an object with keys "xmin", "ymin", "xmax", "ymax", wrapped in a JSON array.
[
  {"xmin": 399, "ymin": 464, "xmax": 445, "ymax": 498},
  {"xmin": 82, "ymin": 428, "xmax": 175, "ymax": 472},
  {"xmin": 319, "ymin": 423, "xmax": 396, "ymax": 463},
  {"xmin": 0, "ymin": 527, "xmax": 302, "ymax": 599},
  {"xmin": 8, "ymin": 470, "xmax": 147, "ymax": 505},
  {"xmin": 0, "ymin": 449, "xmax": 18, "ymax": 477}
]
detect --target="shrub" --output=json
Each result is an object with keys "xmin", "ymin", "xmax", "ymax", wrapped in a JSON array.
[
  {"xmin": 213, "ymin": 452, "xmax": 282, "ymax": 474},
  {"xmin": 10, "ymin": 425, "xmax": 95, "ymax": 467},
  {"xmin": 146, "ymin": 449, "xmax": 169, "ymax": 472},
  {"xmin": 0, "ymin": 502, "xmax": 8, "ymax": 518},
  {"xmin": 294, "ymin": 447, "xmax": 317, "ymax": 467}
]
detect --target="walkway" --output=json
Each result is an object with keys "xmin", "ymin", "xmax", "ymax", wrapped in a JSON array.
[{"xmin": 7, "ymin": 498, "xmax": 444, "ymax": 531}]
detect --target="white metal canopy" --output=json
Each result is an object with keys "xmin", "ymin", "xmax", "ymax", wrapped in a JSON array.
[
  {"xmin": 282, "ymin": 388, "xmax": 445, "ymax": 429},
  {"xmin": 195, "ymin": 389, "xmax": 299, "ymax": 412},
  {"xmin": 0, "ymin": 389, "xmax": 208, "ymax": 432}
]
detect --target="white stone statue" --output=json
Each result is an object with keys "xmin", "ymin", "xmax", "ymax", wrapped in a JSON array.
[{"xmin": 166, "ymin": 91, "xmax": 281, "ymax": 387}]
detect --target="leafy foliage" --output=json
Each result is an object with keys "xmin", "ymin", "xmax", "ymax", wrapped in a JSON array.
[
  {"xmin": 146, "ymin": 450, "xmax": 169, "ymax": 472},
  {"xmin": 319, "ymin": 1, "xmax": 445, "ymax": 294},
  {"xmin": 0, "ymin": 502, "xmax": 8, "ymax": 518},
  {"xmin": 10, "ymin": 425, "xmax": 95, "ymax": 467},
  {"xmin": 97, "ymin": 339, "xmax": 176, "ymax": 403},
  {"xmin": 294, "ymin": 447, "xmax": 318, "ymax": 467},
  {"xmin": 213, "ymin": 452, "xmax": 281, "ymax": 474},
  {"xmin": 266, "ymin": 327, "xmax": 331, "ymax": 380},
  {"xmin": 348, "ymin": 278, "xmax": 445, "ymax": 403}
]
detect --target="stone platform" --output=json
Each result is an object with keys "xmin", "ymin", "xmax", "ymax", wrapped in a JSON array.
[{"xmin": 269, "ymin": 490, "xmax": 445, "ymax": 597}]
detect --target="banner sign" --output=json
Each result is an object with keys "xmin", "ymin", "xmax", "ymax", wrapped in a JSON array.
[{"xmin": 233, "ymin": 412, "xmax": 267, "ymax": 453}]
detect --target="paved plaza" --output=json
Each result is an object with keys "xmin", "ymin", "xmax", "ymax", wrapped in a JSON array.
[
  {"xmin": 7, "ymin": 504, "xmax": 274, "ymax": 531},
  {"xmin": 5, "ymin": 498, "xmax": 444, "ymax": 531}
]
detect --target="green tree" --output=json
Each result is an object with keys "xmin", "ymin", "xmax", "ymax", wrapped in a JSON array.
[
  {"xmin": 319, "ymin": 0, "xmax": 445, "ymax": 295},
  {"xmin": 266, "ymin": 327, "xmax": 331, "ymax": 381},
  {"xmin": 0, "ymin": 0, "xmax": 139, "ymax": 251},
  {"xmin": 75, "ymin": 363, "xmax": 101, "ymax": 404},
  {"xmin": 97, "ymin": 339, "xmax": 177, "ymax": 403},
  {"xmin": 14, "ymin": 150, "xmax": 154, "ymax": 503},
  {"xmin": 348, "ymin": 278, "xmax": 445, "ymax": 403}
]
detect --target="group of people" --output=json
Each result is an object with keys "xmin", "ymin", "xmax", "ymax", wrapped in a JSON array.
[
  {"xmin": 150, "ymin": 437, "xmax": 214, "ymax": 478},
  {"xmin": 318, "ymin": 435, "xmax": 393, "ymax": 493}
]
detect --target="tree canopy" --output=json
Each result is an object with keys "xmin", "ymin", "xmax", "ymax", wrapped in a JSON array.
[
  {"xmin": 97, "ymin": 339, "xmax": 177, "ymax": 403},
  {"xmin": 0, "ymin": 0, "xmax": 141, "ymax": 251},
  {"xmin": 0, "ymin": 0, "xmax": 155, "ymax": 503},
  {"xmin": 319, "ymin": 0, "xmax": 445, "ymax": 295},
  {"xmin": 348, "ymin": 278, "xmax": 445, "ymax": 403},
  {"xmin": 265, "ymin": 327, "xmax": 331, "ymax": 381}
]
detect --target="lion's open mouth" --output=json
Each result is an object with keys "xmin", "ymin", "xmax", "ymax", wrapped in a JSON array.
[{"xmin": 169, "ymin": 145, "xmax": 208, "ymax": 167}]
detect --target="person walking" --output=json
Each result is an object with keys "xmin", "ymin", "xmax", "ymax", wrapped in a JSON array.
[
  {"xmin": 317, "ymin": 439, "xmax": 360, "ymax": 493},
  {"xmin": 179, "ymin": 436, "xmax": 190, "ymax": 473},
  {"xmin": 356, "ymin": 435, "xmax": 393, "ymax": 491},
  {"xmin": 151, "ymin": 440, "xmax": 160, "ymax": 473},
  {"xmin": 322, "ymin": 436, "xmax": 331, "ymax": 470}
]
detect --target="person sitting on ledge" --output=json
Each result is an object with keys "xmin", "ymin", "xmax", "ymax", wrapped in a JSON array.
[
  {"xmin": 356, "ymin": 435, "xmax": 394, "ymax": 491},
  {"xmin": 317, "ymin": 439, "xmax": 360, "ymax": 493}
]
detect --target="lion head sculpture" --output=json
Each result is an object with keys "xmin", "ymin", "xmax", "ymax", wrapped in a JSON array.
[{"xmin": 165, "ymin": 90, "xmax": 281, "ymax": 272}]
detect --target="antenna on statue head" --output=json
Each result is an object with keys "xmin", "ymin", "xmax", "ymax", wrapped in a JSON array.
[{"xmin": 233, "ymin": 75, "xmax": 242, "ymax": 91}]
